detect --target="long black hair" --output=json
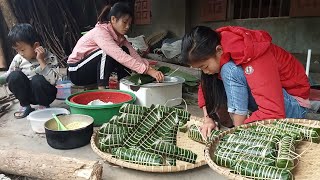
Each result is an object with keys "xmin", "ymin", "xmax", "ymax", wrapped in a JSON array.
[
  {"xmin": 181, "ymin": 26, "xmax": 227, "ymax": 119},
  {"xmin": 97, "ymin": 2, "xmax": 133, "ymax": 23}
]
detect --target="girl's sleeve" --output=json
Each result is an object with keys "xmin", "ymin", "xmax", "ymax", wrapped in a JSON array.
[{"xmin": 92, "ymin": 28, "xmax": 148, "ymax": 74}]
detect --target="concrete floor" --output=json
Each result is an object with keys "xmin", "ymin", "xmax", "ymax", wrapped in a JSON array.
[
  {"xmin": 0, "ymin": 85, "xmax": 226, "ymax": 180},
  {"xmin": 1, "ymin": 65, "xmax": 319, "ymax": 180}
]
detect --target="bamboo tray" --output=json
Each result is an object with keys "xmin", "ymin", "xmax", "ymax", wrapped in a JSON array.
[
  {"xmin": 91, "ymin": 116, "xmax": 207, "ymax": 172},
  {"xmin": 204, "ymin": 118, "xmax": 320, "ymax": 180}
]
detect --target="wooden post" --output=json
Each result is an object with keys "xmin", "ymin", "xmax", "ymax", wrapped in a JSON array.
[
  {"xmin": 0, "ymin": 0, "xmax": 17, "ymax": 28},
  {"xmin": 0, "ymin": 0, "xmax": 18, "ymax": 69},
  {"xmin": 0, "ymin": 149, "xmax": 103, "ymax": 180},
  {"xmin": 0, "ymin": 37, "xmax": 5, "ymax": 69}
]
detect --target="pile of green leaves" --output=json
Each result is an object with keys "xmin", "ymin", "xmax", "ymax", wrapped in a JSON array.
[
  {"xmin": 97, "ymin": 103, "xmax": 198, "ymax": 166},
  {"xmin": 127, "ymin": 66, "xmax": 199, "ymax": 88},
  {"xmin": 211, "ymin": 120, "xmax": 320, "ymax": 180}
]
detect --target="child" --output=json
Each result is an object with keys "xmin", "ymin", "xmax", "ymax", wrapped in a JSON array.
[
  {"xmin": 0, "ymin": 23, "xmax": 59, "ymax": 118},
  {"xmin": 67, "ymin": 2, "xmax": 164, "ymax": 89},
  {"xmin": 181, "ymin": 26, "xmax": 310, "ymax": 137}
]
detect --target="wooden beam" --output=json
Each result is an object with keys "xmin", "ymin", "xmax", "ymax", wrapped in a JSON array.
[
  {"xmin": 258, "ymin": 0, "xmax": 262, "ymax": 18},
  {"xmin": 0, "ymin": 0, "xmax": 18, "ymax": 69},
  {"xmin": 279, "ymin": 0, "xmax": 283, "ymax": 17},
  {"xmin": 0, "ymin": 35, "xmax": 6, "ymax": 69},
  {"xmin": 0, "ymin": 149, "xmax": 103, "ymax": 180},
  {"xmin": 269, "ymin": 0, "xmax": 273, "ymax": 17},
  {"xmin": 0, "ymin": 0, "xmax": 17, "ymax": 28},
  {"xmin": 249, "ymin": 0, "xmax": 253, "ymax": 18},
  {"xmin": 239, "ymin": 0, "xmax": 243, "ymax": 19}
]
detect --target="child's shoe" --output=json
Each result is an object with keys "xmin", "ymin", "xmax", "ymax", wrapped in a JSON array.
[{"xmin": 14, "ymin": 106, "xmax": 35, "ymax": 119}]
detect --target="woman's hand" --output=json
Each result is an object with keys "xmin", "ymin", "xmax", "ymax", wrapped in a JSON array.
[
  {"xmin": 200, "ymin": 116, "xmax": 218, "ymax": 138},
  {"xmin": 146, "ymin": 67, "xmax": 164, "ymax": 82}
]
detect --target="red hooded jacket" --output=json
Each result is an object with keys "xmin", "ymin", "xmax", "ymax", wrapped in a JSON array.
[{"xmin": 198, "ymin": 26, "xmax": 310, "ymax": 124}]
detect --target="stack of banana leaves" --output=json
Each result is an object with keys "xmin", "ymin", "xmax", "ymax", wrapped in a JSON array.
[
  {"xmin": 127, "ymin": 66, "xmax": 171, "ymax": 86},
  {"xmin": 212, "ymin": 121, "xmax": 320, "ymax": 180},
  {"xmin": 154, "ymin": 104, "xmax": 190, "ymax": 132},
  {"xmin": 127, "ymin": 66, "xmax": 199, "ymax": 88},
  {"xmin": 97, "ymin": 103, "xmax": 197, "ymax": 166}
]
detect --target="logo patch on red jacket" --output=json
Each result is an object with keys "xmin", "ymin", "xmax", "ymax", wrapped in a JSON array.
[{"xmin": 245, "ymin": 65, "xmax": 254, "ymax": 75}]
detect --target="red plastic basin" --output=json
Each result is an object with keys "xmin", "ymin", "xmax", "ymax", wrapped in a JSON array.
[{"xmin": 70, "ymin": 91, "xmax": 133, "ymax": 105}]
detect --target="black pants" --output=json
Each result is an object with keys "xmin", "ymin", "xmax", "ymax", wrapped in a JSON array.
[
  {"xmin": 67, "ymin": 47, "xmax": 131, "ymax": 86},
  {"xmin": 7, "ymin": 71, "xmax": 57, "ymax": 107}
]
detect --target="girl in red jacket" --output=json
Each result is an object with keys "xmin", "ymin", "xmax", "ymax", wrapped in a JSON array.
[{"xmin": 181, "ymin": 26, "xmax": 310, "ymax": 137}]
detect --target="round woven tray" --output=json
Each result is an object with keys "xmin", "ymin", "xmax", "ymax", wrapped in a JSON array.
[
  {"xmin": 91, "ymin": 116, "xmax": 207, "ymax": 172},
  {"xmin": 204, "ymin": 118, "xmax": 320, "ymax": 180}
]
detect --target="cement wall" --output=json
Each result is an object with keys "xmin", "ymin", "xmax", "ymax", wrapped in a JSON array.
[
  {"xmin": 129, "ymin": 1, "xmax": 319, "ymax": 72},
  {"xmin": 190, "ymin": 17, "xmax": 320, "ymax": 55},
  {"xmin": 130, "ymin": 0, "xmax": 320, "ymax": 55},
  {"xmin": 188, "ymin": 2, "xmax": 320, "ymax": 55},
  {"xmin": 129, "ymin": 0, "xmax": 186, "ymax": 38}
]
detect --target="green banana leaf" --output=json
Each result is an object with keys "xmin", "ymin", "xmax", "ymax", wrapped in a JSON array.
[
  {"xmin": 117, "ymin": 113, "xmax": 143, "ymax": 127},
  {"xmin": 161, "ymin": 125, "xmax": 178, "ymax": 144},
  {"xmin": 127, "ymin": 66, "xmax": 171, "ymax": 85},
  {"xmin": 139, "ymin": 111, "xmax": 179, "ymax": 149},
  {"xmin": 276, "ymin": 135, "xmax": 296, "ymax": 169},
  {"xmin": 119, "ymin": 103, "xmax": 149, "ymax": 115},
  {"xmin": 218, "ymin": 142, "xmax": 277, "ymax": 159},
  {"xmin": 234, "ymin": 129, "xmax": 281, "ymax": 143},
  {"xmin": 188, "ymin": 124, "xmax": 221, "ymax": 144},
  {"xmin": 221, "ymin": 134, "xmax": 276, "ymax": 149},
  {"xmin": 273, "ymin": 121, "xmax": 320, "ymax": 143},
  {"xmin": 214, "ymin": 148, "xmax": 276, "ymax": 168},
  {"xmin": 165, "ymin": 70, "xmax": 199, "ymax": 82},
  {"xmin": 157, "ymin": 66, "xmax": 171, "ymax": 74},
  {"xmin": 162, "ymin": 125, "xmax": 179, "ymax": 166},
  {"xmin": 108, "ymin": 115, "xmax": 119, "ymax": 125},
  {"xmin": 184, "ymin": 81, "xmax": 199, "ymax": 87},
  {"xmin": 98, "ymin": 123, "xmax": 129, "ymax": 137},
  {"xmin": 124, "ymin": 108, "xmax": 160, "ymax": 147},
  {"xmin": 155, "ymin": 104, "xmax": 190, "ymax": 124},
  {"xmin": 251, "ymin": 125, "xmax": 303, "ymax": 141},
  {"xmin": 148, "ymin": 140, "xmax": 197, "ymax": 164},
  {"xmin": 232, "ymin": 160, "xmax": 293, "ymax": 180},
  {"xmin": 112, "ymin": 147, "xmax": 164, "ymax": 166},
  {"xmin": 98, "ymin": 134, "xmax": 126, "ymax": 152}
]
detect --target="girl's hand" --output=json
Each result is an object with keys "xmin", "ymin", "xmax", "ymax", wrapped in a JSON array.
[
  {"xmin": 200, "ymin": 116, "xmax": 218, "ymax": 138},
  {"xmin": 147, "ymin": 67, "xmax": 164, "ymax": 82}
]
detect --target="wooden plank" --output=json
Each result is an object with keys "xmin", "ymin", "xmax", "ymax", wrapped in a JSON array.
[
  {"xmin": 258, "ymin": 0, "xmax": 262, "ymax": 18},
  {"xmin": 269, "ymin": 0, "xmax": 273, "ymax": 17},
  {"xmin": 0, "ymin": 149, "xmax": 103, "ymax": 180},
  {"xmin": 290, "ymin": 0, "xmax": 320, "ymax": 17},
  {"xmin": 200, "ymin": 0, "xmax": 227, "ymax": 21},
  {"xmin": 134, "ymin": 0, "xmax": 151, "ymax": 25}
]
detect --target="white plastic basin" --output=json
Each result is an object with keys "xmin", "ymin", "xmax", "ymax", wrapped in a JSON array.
[
  {"xmin": 27, "ymin": 108, "xmax": 70, "ymax": 133},
  {"xmin": 120, "ymin": 76, "xmax": 185, "ymax": 107}
]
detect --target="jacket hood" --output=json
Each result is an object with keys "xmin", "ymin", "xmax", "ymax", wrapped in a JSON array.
[{"xmin": 217, "ymin": 26, "xmax": 272, "ymax": 66}]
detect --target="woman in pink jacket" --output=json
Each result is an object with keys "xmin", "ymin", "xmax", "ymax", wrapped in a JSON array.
[{"xmin": 67, "ymin": 2, "xmax": 164, "ymax": 89}]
